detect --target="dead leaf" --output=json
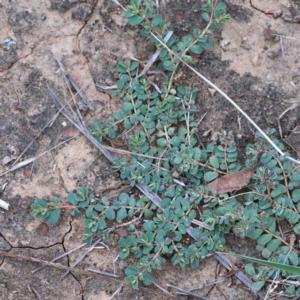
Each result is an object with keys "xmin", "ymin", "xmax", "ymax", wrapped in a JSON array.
[{"xmin": 205, "ymin": 168, "xmax": 255, "ymax": 194}]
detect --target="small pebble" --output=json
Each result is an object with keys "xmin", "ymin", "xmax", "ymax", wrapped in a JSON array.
[
  {"xmin": 170, "ymin": 88, "xmax": 176, "ymax": 95},
  {"xmin": 208, "ymin": 88, "xmax": 216, "ymax": 96},
  {"xmin": 41, "ymin": 15, "xmax": 47, "ymax": 21},
  {"xmin": 2, "ymin": 37, "xmax": 17, "ymax": 51},
  {"xmin": 252, "ymin": 52, "xmax": 259, "ymax": 66},
  {"xmin": 273, "ymin": 9, "xmax": 282, "ymax": 18}
]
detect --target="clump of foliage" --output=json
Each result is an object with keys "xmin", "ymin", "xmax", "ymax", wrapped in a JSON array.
[{"xmin": 31, "ymin": 0, "xmax": 300, "ymax": 296}]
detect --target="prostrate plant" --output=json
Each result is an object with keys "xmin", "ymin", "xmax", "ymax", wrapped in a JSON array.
[{"xmin": 31, "ymin": 0, "xmax": 300, "ymax": 296}]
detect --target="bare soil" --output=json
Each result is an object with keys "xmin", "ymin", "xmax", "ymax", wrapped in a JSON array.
[{"xmin": 0, "ymin": 0, "xmax": 300, "ymax": 299}]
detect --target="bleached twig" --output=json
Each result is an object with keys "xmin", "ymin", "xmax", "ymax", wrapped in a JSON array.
[{"xmin": 0, "ymin": 199, "xmax": 9, "ymax": 210}]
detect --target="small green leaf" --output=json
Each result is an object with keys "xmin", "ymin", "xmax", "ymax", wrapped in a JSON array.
[
  {"xmin": 266, "ymin": 239, "xmax": 281, "ymax": 252},
  {"xmin": 118, "ymin": 237, "xmax": 129, "ymax": 248},
  {"xmin": 45, "ymin": 209, "xmax": 61, "ymax": 224},
  {"xmin": 257, "ymin": 234, "xmax": 272, "ymax": 246},
  {"xmin": 157, "ymin": 138, "xmax": 168, "ymax": 148},
  {"xmin": 34, "ymin": 198, "xmax": 48, "ymax": 208},
  {"xmin": 204, "ymin": 171, "xmax": 218, "ymax": 182},
  {"xmin": 97, "ymin": 217, "xmax": 106, "ymax": 230},
  {"xmin": 125, "ymin": 266, "xmax": 139, "ymax": 276},
  {"xmin": 122, "ymin": 102, "xmax": 134, "ymax": 112},
  {"xmin": 262, "ymin": 248, "xmax": 271, "ymax": 259},
  {"xmin": 143, "ymin": 221, "xmax": 156, "ymax": 231},
  {"xmin": 163, "ymin": 60, "xmax": 175, "ymax": 71},
  {"xmin": 141, "ymin": 272, "xmax": 152, "ymax": 285},
  {"xmin": 170, "ymin": 136, "xmax": 181, "ymax": 147},
  {"xmin": 289, "ymin": 251, "xmax": 298, "ymax": 266},
  {"xmin": 245, "ymin": 263, "xmax": 256, "ymax": 276},
  {"xmin": 152, "ymin": 14, "xmax": 162, "ymax": 27},
  {"xmin": 202, "ymin": 12, "xmax": 210, "ymax": 22},
  {"xmin": 94, "ymin": 204, "xmax": 104, "ymax": 212},
  {"xmin": 271, "ymin": 184, "xmax": 286, "ymax": 197},
  {"xmin": 294, "ymin": 223, "xmax": 300, "ymax": 235},
  {"xmin": 190, "ymin": 45, "xmax": 203, "ymax": 54},
  {"xmin": 209, "ymin": 155, "xmax": 219, "ymax": 169},
  {"xmin": 182, "ymin": 55, "xmax": 192, "ymax": 64},
  {"xmin": 286, "ymin": 285, "xmax": 295, "ymax": 295},
  {"xmin": 71, "ymin": 208, "xmax": 82, "ymax": 217},
  {"xmin": 68, "ymin": 193, "xmax": 83, "ymax": 205},
  {"xmin": 117, "ymin": 207, "xmax": 127, "ymax": 221},
  {"xmin": 119, "ymin": 248, "xmax": 130, "ymax": 259},
  {"xmin": 105, "ymin": 207, "xmax": 115, "ymax": 220},
  {"xmin": 78, "ymin": 187, "xmax": 88, "ymax": 198},
  {"xmin": 252, "ymin": 281, "xmax": 265, "ymax": 292},
  {"xmin": 127, "ymin": 15, "xmax": 144, "ymax": 25},
  {"xmin": 292, "ymin": 189, "xmax": 300, "ymax": 202}
]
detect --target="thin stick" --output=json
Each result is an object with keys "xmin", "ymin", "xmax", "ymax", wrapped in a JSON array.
[
  {"xmin": 1, "ymin": 252, "xmax": 123, "ymax": 282},
  {"xmin": 2, "ymin": 251, "xmax": 172, "ymax": 298},
  {"xmin": 0, "ymin": 199, "xmax": 9, "ymax": 210},
  {"xmin": 11, "ymin": 81, "xmax": 90, "ymax": 167},
  {"xmin": 60, "ymin": 236, "xmax": 104, "ymax": 279},
  {"xmin": 214, "ymin": 253, "xmax": 264, "ymax": 299},
  {"xmin": 112, "ymin": 0, "xmax": 126, "ymax": 11},
  {"xmin": 149, "ymin": 32, "xmax": 300, "ymax": 165},
  {"xmin": 0, "ymin": 135, "xmax": 78, "ymax": 177},
  {"xmin": 32, "ymin": 242, "xmax": 87, "ymax": 273},
  {"xmin": 137, "ymin": 31, "xmax": 173, "ymax": 78},
  {"xmin": 188, "ymin": 279, "xmax": 224, "ymax": 291},
  {"xmin": 294, "ymin": 54, "xmax": 300, "ymax": 61},
  {"xmin": 166, "ymin": 283, "xmax": 211, "ymax": 300},
  {"xmin": 28, "ymin": 285, "xmax": 44, "ymax": 300},
  {"xmin": 153, "ymin": 282, "xmax": 176, "ymax": 298},
  {"xmin": 272, "ymin": 34, "xmax": 297, "ymax": 40},
  {"xmin": 280, "ymin": 36, "xmax": 285, "ymax": 59},
  {"xmin": 107, "ymin": 285, "xmax": 123, "ymax": 300},
  {"xmin": 88, "ymin": 268, "xmax": 120, "ymax": 278}
]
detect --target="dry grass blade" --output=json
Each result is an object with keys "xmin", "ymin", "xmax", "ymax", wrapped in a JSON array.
[
  {"xmin": 278, "ymin": 101, "xmax": 299, "ymax": 139},
  {"xmin": 10, "ymin": 74, "xmax": 90, "ymax": 168},
  {"xmin": 0, "ymin": 135, "xmax": 77, "ymax": 177},
  {"xmin": 103, "ymin": 144, "xmax": 167, "ymax": 160},
  {"xmin": 66, "ymin": 74, "xmax": 94, "ymax": 110},
  {"xmin": 137, "ymin": 31, "xmax": 173, "ymax": 78},
  {"xmin": 0, "ymin": 252, "xmax": 170, "ymax": 298},
  {"xmin": 153, "ymin": 282, "xmax": 176, "ymax": 298},
  {"xmin": 0, "ymin": 199, "xmax": 10, "ymax": 210},
  {"xmin": 47, "ymin": 83, "xmax": 114, "ymax": 163},
  {"xmin": 96, "ymin": 84, "xmax": 118, "ymax": 90},
  {"xmin": 88, "ymin": 268, "xmax": 120, "ymax": 278},
  {"xmin": 32, "ymin": 243, "xmax": 87, "ymax": 273},
  {"xmin": 60, "ymin": 236, "xmax": 104, "ymax": 279},
  {"xmin": 0, "ymin": 251, "xmax": 123, "ymax": 282},
  {"xmin": 166, "ymin": 283, "xmax": 211, "ymax": 300},
  {"xmin": 28, "ymin": 285, "xmax": 44, "ymax": 300},
  {"xmin": 214, "ymin": 253, "xmax": 264, "ymax": 299},
  {"xmin": 107, "ymin": 285, "xmax": 123, "ymax": 300}
]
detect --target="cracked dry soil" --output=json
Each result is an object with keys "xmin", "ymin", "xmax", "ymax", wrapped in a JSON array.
[{"xmin": 0, "ymin": 0, "xmax": 300, "ymax": 299}]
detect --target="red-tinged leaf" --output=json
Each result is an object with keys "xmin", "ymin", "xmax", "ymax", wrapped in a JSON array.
[{"xmin": 205, "ymin": 168, "xmax": 255, "ymax": 194}]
